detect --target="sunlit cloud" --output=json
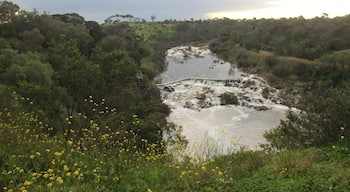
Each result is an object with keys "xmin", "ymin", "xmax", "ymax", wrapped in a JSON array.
[{"xmin": 206, "ymin": 0, "xmax": 350, "ymax": 19}]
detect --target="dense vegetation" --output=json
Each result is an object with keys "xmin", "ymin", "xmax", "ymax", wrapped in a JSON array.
[{"xmin": 1, "ymin": 1, "xmax": 350, "ymax": 191}]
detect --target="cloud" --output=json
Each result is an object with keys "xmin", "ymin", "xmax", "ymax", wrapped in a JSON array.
[{"xmin": 207, "ymin": 0, "xmax": 350, "ymax": 19}]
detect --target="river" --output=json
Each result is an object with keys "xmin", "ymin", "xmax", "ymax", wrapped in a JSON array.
[{"xmin": 157, "ymin": 46, "xmax": 289, "ymax": 159}]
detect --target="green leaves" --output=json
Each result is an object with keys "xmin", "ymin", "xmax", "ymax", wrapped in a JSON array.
[
  {"xmin": 0, "ymin": 49, "xmax": 54, "ymax": 87},
  {"xmin": 265, "ymin": 85, "xmax": 350, "ymax": 149}
]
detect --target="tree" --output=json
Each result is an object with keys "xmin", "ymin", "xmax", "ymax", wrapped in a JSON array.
[
  {"xmin": 151, "ymin": 14, "xmax": 156, "ymax": 22},
  {"xmin": 31, "ymin": 16, "xmax": 94, "ymax": 55},
  {"xmin": 19, "ymin": 28, "xmax": 45, "ymax": 52},
  {"xmin": 0, "ymin": 37, "xmax": 10, "ymax": 49},
  {"xmin": 48, "ymin": 37, "xmax": 98, "ymax": 101},
  {"xmin": 0, "ymin": 49, "xmax": 54, "ymax": 86},
  {"xmin": 52, "ymin": 13, "xmax": 85, "ymax": 25},
  {"xmin": 0, "ymin": 1, "xmax": 19, "ymax": 24}
]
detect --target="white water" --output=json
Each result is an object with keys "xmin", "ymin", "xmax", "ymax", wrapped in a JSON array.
[{"xmin": 157, "ymin": 46, "xmax": 289, "ymax": 158}]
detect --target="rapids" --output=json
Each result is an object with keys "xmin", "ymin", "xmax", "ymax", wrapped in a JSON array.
[{"xmin": 157, "ymin": 46, "xmax": 289, "ymax": 158}]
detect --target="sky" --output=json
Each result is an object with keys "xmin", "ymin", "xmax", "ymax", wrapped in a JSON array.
[{"xmin": 10, "ymin": 0, "xmax": 350, "ymax": 22}]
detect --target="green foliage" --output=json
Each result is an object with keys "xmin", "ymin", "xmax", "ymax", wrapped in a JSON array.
[
  {"xmin": 52, "ymin": 13, "xmax": 85, "ymax": 25},
  {"xmin": 0, "ymin": 37, "xmax": 10, "ymax": 49},
  {"xmin": 19, "ymin": 28, "xmax": 45, "ymax": 52},
  {"xmin": 265, "ymin": 85, "xmax": 350, "ymax": 149},
  {"xmin": 0, "ymin": 1, "xmax": 19, "ymax": 24},
  {"xmin": 0, "ymin": 49, "xmax": 54, "ymax": 86},
  {"xmin": 271, "ymin": 63, "xmax": 292, "ymax": 77},
  {"xmin": 130, "ymin": 23, "xmax": 174, "ymax": 42},
  {"xmin": 320, "ymin": 49, "xmax": 350, "ymax": 69},
  {"xmin": 210, "ymin": 15, "xmax": 350, "ymax": 60},
  {"xmin": 0, "ymin": 2, "xmax": 169, "ymax": 155}
]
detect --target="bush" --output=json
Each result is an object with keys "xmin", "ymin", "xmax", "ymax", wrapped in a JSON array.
[
  {"xmin": 272, "ymin": 64, "xmax": 292, "ymax": 78},
  {"xmin": 265, "ymin": 85, "xmax": 350, "ymax": 149}
]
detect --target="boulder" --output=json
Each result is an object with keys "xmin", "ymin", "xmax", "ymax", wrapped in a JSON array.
[
  {"xmin": 254, "ymin": 106, "xmax": 269, "ymax": 111},
  {"xmin": 163, "ymin": 86, "xmax": 174, "ymax": 92},
  {"xmin": 220, "ymin": 92, "xmax": 239, "ymax": 105}
]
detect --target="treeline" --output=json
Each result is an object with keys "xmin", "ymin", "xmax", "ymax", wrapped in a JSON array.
[
  {"xmin": 0, "ymin": 1, "xmax": 169, "ymax": 148},
  {"xmin": 209, "ymin": 16, "xmax": 350, "ymax": 60}
]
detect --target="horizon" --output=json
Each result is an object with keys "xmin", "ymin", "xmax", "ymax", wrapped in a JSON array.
[{"xmin": 9, "ymin": 0, "xmax": 350, "ymax": 23}]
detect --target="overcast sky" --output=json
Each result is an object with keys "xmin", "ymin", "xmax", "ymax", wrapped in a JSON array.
[{"xmin": 10, "ymin": 0, "xmax": 350, "ymax": 22}]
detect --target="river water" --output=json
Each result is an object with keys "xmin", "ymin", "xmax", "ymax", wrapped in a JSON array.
[{"xmin": 157, "ymin": 46, "xmax": 289, "ymax": 159}]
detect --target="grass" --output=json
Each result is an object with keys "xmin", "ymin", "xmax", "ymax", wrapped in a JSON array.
[
  {"xmin": 1, "ymin": 93, "xmax": 350, "ymax": 191},
  {"xmin": 129, "ymin": 23, "xmax": 174, "ymax": 42}
]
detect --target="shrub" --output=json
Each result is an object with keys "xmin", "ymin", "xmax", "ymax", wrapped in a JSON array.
[
  {"xmin": 265, "ymin": 85, "xmax": 350, "ymax": 149},
  {"xmin": 272, "ymin": 64, "xmax": 291, "ymax": 78}
]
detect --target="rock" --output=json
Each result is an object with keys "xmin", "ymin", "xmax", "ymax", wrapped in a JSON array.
[
  {"xmin": 242, "ymin": 80, "xmax": 256, "ymax": 88},
  {"xmin": 254, "ymin": 106, "xmax": 269, "ymax": 111},
  {"xmin": 163, "ymin": 86, "xmax": 174, "ymax": 92},
  {"xmin": 262, "ymin": 87, "xmax": 270, "ymax": 99},
  {"xmin": 220, "ymin": 92, "xmax": 239, "ymax": 105},
  {"xmin": 198, "ymin": 100, "xmax": 213, "ymax": 108},
  {"xmin": 184, "ymin": 101, "xmax": 193, "ymax": 108},
  {"xmin": 195, "ymin": 93, "xmax": 206, "ymax": 100}
]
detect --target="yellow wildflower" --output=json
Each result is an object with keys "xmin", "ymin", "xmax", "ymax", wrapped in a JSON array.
[
  {"xmin": 47, "ymin": 182, "xmax": 53, "ymax": 188},
  {"xmin": 47, "ymin": 168, "xmax": 54, "ymax": 173},
  {"xmin": 54, "ymin": 152, "xmax": 63, "ymax": 157},
  {"xmin": 29, "ymin": 155, "xmax": 35, "ymax": 159},
  {"xmin": 56, "ymin": 177, "xmax": 64, "ymax": 184},
  {"xmin": 24, "ymin": 180, "xmax": 32, "ymax": 186},
  {"xmin": 74, "ymin": 170, "xmax": 80, "ymax": 176},
  {"xmin": 43, "ymin": 173, "xmax": 49, "ymax": 179},
  {"xmin": 63, "ymin": 165, "xmax": 69, "ymax": 172}
]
